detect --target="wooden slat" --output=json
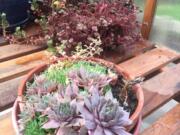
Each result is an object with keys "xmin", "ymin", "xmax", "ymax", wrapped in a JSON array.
[
  {"xmin": 119, "ymin": 47, "xmax": 179, "ymax": 78},
  {"xmin": 0, "ymin": 76, "xmax": 24, "ymax": 111},
  {"xmin": 141, "ymin": 104, "xmax": 180, "ymax": 135},
  {"xmin": 0, "ymin": 37, "xmax": 7, "ymax": 46},
  {"xmin": 142, "ymin": 63, "xmax": 180, "ymax": 118},
  {"xmin": 0, "ymin": 41, "xmax": 153, "ymax": 83},
  {"xmin": 0, "ymin": 51, "xmax": 47, "ymax": 83},
  {"xmin": 0, "ymin": 44, "xmax": 46, "ymax": 62},
  {"xmin": 0, "ymin": 113, "xmax": 15, "ymax": 135},
  {"xmin": 102, "ymin": 40, "xmax": 154, "ymax": 63},
  {"xmin": 141, "ymin": 0, "xmax": 157, "ymax": 39}
]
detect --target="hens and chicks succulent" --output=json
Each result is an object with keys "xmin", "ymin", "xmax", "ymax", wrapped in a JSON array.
[{"xmin": 19, "ymin": 60, "xmax": 138, "ymax": 135}]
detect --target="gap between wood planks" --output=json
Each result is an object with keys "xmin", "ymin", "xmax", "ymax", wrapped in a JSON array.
[
  {"xmin": 119, "ymin": 47, "xmax": 180, "ymax": 79},
  {"xmin": 0, "ymin": 51, "xmax": 48, "ymax": 83},
  {"xmin": 142, "ymin": 63, "xmax": 180, "ymax": 118},
  {"xmin": 0, "ymin": 24, "xmax": 47, "ymax": 62},
  {"xmin": 141, "ymin": 104, "xmax": 180, "ymax": 135},
  {"xmin": 0, "ymin": 44, "xmax": 47, "ymax": 62}
]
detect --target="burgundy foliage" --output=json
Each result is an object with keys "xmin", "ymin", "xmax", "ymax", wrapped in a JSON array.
[{"xmin": 48, "ymin": 0, "xmax": 142, "ymax": 53}]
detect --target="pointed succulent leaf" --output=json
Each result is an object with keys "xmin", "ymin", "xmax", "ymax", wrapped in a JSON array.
[
  {"xmin": 79, "ymin": 88, "xmax": 132, "ymax": 135},
  {"xmin": 56, "ymin": 127, "xmax": 78, "ymax": 135},
  {"xmin": 68, "ymin": 67, "xmax": 113, "ymax": 90},
  {"xmin": 65, "ymin": 82, "xmax": 79, "ymax": 99},
  {"xmin": 26, "ymin": 75, "xmax": 58, "ymax": 96},
  {"xmin": 42, "ymin": 119, "xmax": 60, "ymax": 129}
]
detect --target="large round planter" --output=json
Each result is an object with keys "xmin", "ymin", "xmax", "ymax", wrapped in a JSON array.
[
  {"xmin": 12, "ymin": 57, "xmax": 144, "ymax": 135},
  {"xmin": 0, "ymin": 0, "xmax": 31, "ymax": 32}
]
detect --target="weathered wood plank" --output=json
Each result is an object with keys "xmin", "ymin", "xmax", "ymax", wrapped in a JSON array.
[
  {"xmin": 141, "ymin": 0, "xmax": 157, "ymax": 39},
  {"xmin": 119, "ymin": 47, "xmax": 180, "ymax": 78},
  {"xmin": 102, "ymin": 40, "xmax": 154, "ymax": 63},
  {"xmin": 0, "ymin": 112, "xmax": 15, "ymax": 135},
  {"xmin": 142, "ymin": 63, "xmax": 180, "ymax": 118},
  {"xmin": 0, "ymin": 37, "xmax": 8, "ymax": 46},
  {"xmin": 0, "ymin": 44, "xmax": 47, "ymax": 62},
  {"xmin": 0, "ymin": 41, "xmax": 153, "ymax": 83},
  {"xmin": 0, "ymin": 51, "xmax": 47, "ymax": 83},
  {"xmin": 0, "ymin": 76, "xmax": 24, "ymax": 111},
  {"xmin": 141, "ymin": 104, "xmax": 180, "ymax": 135}
]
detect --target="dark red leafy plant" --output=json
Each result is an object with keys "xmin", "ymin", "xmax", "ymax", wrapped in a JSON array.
[
  {"xmin": 7, "ymin": 0, "xmax": 142, "ymax": 57},
  {"xmin": 47, "ymin": 0, "xmax": 142, "ymax": 55}
]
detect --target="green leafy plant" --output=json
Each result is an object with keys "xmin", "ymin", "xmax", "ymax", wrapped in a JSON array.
[
  {"xmin": 24, "ymin": 114, "xmax": 55, "ymax": 135},
  {"xmin": 14, "ymin": 27, "xmax": 26, "ymax": 39},
  {"xmin": 35, "ymin": 15, "xmax": 48, "ymax": 33},
  {"xmin": 0, "ymin": 13, "xmax": 9, "ymax": 37},
  {"xmin": 44, "ymin": 60, "xmax": 109, "ymax": 85},
  {"xmin": 7, "ymin": 0, "xmax": 142, "ymax": 59},
  {"xmin": 30, "ymin": 0, "xmax": 39, "ymax": 11}
]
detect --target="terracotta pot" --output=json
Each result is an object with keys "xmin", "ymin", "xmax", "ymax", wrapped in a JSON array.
[{"xmin": 12, "ymin": 57, "xmax": 144, "ymax": 135}]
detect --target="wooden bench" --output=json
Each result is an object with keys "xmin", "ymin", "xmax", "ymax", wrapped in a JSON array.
[
  {"xmin": 0, "ymin": 26, "xmax": 180, "ymax": 134},
  {"xmin": 141, "ymin": 104, "xmax": 180, "ymax": 135}
]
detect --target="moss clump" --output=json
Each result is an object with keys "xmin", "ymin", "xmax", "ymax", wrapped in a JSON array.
[
  {"xmin": 43, "ymin": 60, "xmax": 108, "ymax": 85},
  {"xmin": 24, "ymin": 114, "xmax": 54, "ymax": 135}
]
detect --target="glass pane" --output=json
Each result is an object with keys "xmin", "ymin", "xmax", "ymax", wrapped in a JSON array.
[
  {"xmin": 134, "ymin": 0, "xmax": 146, "ymax": 23},
  {"xmin": 149, "ymin": 0, "xmax": 180, "ymax": 52}
]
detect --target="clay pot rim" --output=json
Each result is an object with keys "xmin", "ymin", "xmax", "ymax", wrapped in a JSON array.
[{"xmin": 13, "ymin": 57, "xmax": 144, "ymax": 134}]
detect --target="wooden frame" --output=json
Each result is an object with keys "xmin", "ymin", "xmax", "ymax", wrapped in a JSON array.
[{"xmin": 141, "ymin": 0, "xmax": 157, "ymax": 39}]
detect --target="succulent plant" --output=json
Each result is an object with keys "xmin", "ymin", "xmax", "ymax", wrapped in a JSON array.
[
  {"xmin": 26, "ymin": 75, "xmax": 58, "ymax": 96},
  {"xmin": 77, "ymin": 86, "xmax": 132, "ymax": 135},
  {"xmin": 19, "ymin": 102, "xmax": 36, "ymax": 126},
  {"xmin": 18, "ymin": 59, "xmax": 141, "ymax": 135},
  {"xmin": 58, "ymin": 82, "xmax": 79, "ymax": 100},
  {"xmin": 68, "ymin": 67, "xmax": 113, "ymax": 90},
  {"xmin": 42, "ymin": 99, "xmax": 83, "ymax": 133},
  {"xmin": 44, "ymin": 60, "xmax": 110, "ymax": 85},
  {"xmin": 29, "ymin": 94, "xmax": 58, "ymax": 112},
  {"xmin": 23, "ymin": 115, "xmax": 54, "ymax": 135}
]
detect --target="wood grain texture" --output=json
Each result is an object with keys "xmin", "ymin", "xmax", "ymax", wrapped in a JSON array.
[
  {"xmin": 141, "ymin": 0, "xmax": 157, "ymax": 39},
  {"xmin": 0, "ymin": 76, "xmax": 24, "ymax": 111},
  {"xmin": 143, "ymin": 64, "xmax": 180, "ymax": 96},
  {"xmin": 0, "ymin": 51, "xmax": 47, "ymax": 83},
  {"xmin": 102, "ymin": 40, "xmax": 154, "ymax": 63},
  {"xmin": 142, "ymin": 64, "xmax": 180, "ymax": 118},
  {"xmin": 0, "ymin": 44, "xmax": 47, "ymax": 62},
  {"xmin": 141, "ymin": 104, "xmax": 180, "ymax": 135},
  {"xmin": 119, "ymin": 47, "xmax": 179, "ymax": 78}
]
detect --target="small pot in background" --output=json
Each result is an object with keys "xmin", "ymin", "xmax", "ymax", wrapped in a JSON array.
[{"xmin": 0, "ymin": 0, "xmax": 31, "ymax": 32}]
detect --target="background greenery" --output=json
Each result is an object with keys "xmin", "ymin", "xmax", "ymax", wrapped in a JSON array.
[{"xmin": 135, "ymin": 0, "xmax": 180, "ymax": 21}]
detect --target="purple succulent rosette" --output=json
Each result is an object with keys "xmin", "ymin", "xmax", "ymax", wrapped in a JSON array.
[{"xmin": 77, "ymin": 86, "xmax": 132, "ymax": 135}]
